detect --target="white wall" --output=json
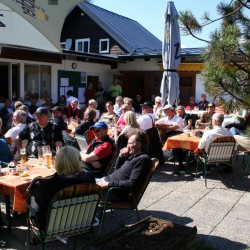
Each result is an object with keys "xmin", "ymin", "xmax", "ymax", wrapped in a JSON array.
[{"xmin": 117, "ymin": 58, "xmax": 160, "ymax": 71}]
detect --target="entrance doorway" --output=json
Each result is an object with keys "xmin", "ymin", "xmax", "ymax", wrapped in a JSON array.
[{"xmin": 0, "ymin": 63, "xmax": 8, "ymax": 102}]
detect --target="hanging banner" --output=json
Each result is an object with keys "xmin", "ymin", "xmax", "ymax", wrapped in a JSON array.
[{"xmin": 0, "ymin": 0, "xmax": 84, "ymax": 52}]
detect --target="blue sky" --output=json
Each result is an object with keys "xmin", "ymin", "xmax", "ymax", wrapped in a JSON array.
[{"xmin": 92, "ymin": 0, "xmax": 221, "ymax": 48}]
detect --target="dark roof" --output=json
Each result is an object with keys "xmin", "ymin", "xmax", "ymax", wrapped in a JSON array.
[{"xmin": 77, "ymin": 2, "xmax": 162, "ymax": 57}]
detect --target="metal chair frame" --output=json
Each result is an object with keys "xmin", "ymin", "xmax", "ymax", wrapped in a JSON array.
[
  {"xmin": 98, "ymin": 158, "xmax": 159, "ymax": 237},
  {"xmin": 26, "ymin": 184, "xmax": 101, "ymax": 250},
  {"xmin": 196, "ymin": 136, "xmax": 236, "ymax": 187}
]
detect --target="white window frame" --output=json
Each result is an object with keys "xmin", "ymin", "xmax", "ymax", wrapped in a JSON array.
[
  {"xmin": 75, "ymin": 38, "xmax": 90, "ymax": 53},
  {"xmin": 99, "ymin": 39, "xmax": 109, "ymax": 53}
]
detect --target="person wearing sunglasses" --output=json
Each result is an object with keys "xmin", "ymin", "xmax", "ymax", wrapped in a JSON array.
[
  {"xmin": 99, "ymin": 101, "xmax": 118, "ymax": 125},
  {"xmin": 195, "ymin": 103, "xmax": 216, "ymax": 129},
  {"xmin": 80, "ymin": 121, "xmax": 115, "ymax": 176}
]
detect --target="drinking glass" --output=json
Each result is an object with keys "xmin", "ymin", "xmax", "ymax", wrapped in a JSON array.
[
  {"xmin": 45, "ymin": 151, "xmax": 52, "ymax": 168},
  {"xmin": 37, "ymin": 146, "xmax": 44, "ymax": 165},
  {"xmin": 20, "ymin": 148, "xmax": 27, "ymax": 164}
]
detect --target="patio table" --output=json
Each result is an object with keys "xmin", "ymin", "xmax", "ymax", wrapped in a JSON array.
[
  {"xmin": 0, "ymin": 158, "xmax": 55, "ymax": 220},
  {"xmin": 163, "ymin": 132, "xmax": 201, "ymax": 151}
]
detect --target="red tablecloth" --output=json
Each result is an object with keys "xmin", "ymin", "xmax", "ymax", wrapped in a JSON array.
[
  {"xmin": 163, "ymin": 133, "xmax": 201, "ymax": 151},
  {"xmin": 0, "ymin": 159, "xmax": 55, "ymax": 213}
]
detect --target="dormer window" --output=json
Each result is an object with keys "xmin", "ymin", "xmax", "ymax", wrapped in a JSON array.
[
  {"xmin": 75, "ymin": 38, "xmax": 90, "ymax": 53},
  {"xmin": 99, "ymin": 39, "xmax": 109, "ymax": 53}
]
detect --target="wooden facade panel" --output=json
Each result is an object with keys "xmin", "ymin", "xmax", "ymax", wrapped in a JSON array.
[{"xmin": 61, "ymin": 7, "xmax": 127, "ymax": 55}]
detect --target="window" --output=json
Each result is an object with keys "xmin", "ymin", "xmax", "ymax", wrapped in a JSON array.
[
  {"xmin": 99, "ymin": 39, "xmax": 109, "ymax": 53},
  {"xmin": 75, "ymin": 38, "xmax": 90, "ymax": 53},
  {"xmin": 24, "ymin": 65, "xmax": 51, "ymax": 101}
]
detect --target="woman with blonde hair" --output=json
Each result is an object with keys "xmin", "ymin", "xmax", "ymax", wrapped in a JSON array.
[
  {"xmin": 28, "ymin": 146, "xmax": 95, "ymax": 230},
  {"xmin": 115, "ymin": 111, "xmax": 139, "ymax": 142},
  {"xmin": 153, "ymin": 96, "xmax": 163, "ymax": 120}
]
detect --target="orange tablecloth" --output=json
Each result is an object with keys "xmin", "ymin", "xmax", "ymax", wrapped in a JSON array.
[
  {"xmin": 163, "ymin": 133, "xmax": 201, "ymax": 151},
  {"xmin": 0, "ymin": 159, "xmax": 55, "ymax": 213}
]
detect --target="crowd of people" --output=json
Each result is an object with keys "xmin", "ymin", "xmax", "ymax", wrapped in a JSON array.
[{"xmin": 0, "ymin": 90, "xmax": 249, "ymax": 247}]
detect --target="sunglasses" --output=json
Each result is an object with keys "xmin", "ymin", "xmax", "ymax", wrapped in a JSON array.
[
  {"xmin": 142, "ymin": 106, "xmax": 148, "ymax": 109},
  {"xmin": 155, "ymin": 102, "xmax": 161, "ymax": 104},
  {"xmin": 93, "ymin": 129, "xmax": 100, "ymax": 133},
  {"xmin": 208, "ymin": 106, "xmax": 214, "ymax": 108}
]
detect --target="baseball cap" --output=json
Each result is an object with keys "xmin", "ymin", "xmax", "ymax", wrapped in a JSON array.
[
  {"xmin": 35, "ymin": 107, "xmax": 49, "ymax": 115},
  {"xmin": 162, "ymin": 104, "xmax": 174, "ymax": 110},
  {"xmin": 51, "ymin": 106, "xmax": 62, "ymax": 112},
  {"xmin": 140, "ymin": 101, "xmax": 153, "ymax": 109},
  {"xmin": 90, "ymin": 121, "xmax": 108, "ymax": 130}
]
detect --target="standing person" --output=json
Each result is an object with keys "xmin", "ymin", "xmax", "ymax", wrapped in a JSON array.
[
  {"xmin": 197, "ymin": 94, "xmax": 209, "ymax": 111},
  {"xmin": 108, "ymin": 79, "xmax": 122, "ymax": 103},
  {"xmin": 95, "ymin": 82, "xmax": 105, "ymax": 113},
  {"xmin": 27, "ymin": 146, "xmax": 95, "ymax": 230},
  {"xmin": 85, "ymin": 82, "xmax": 95, "ymax": 104},
  {"xmin": 96, "ymin": 129, "xmax": 152, "ymax": 202},
  {"xmin": 18, "ymin": 107, "xmax": 63, "ymax": 157},
  {"xmin": 5, "ymin": 110, "xmax": 27, "ymax": 155}
]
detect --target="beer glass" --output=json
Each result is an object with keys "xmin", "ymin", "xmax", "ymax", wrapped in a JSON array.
[
  {"xmin": 20, "ymin": 148, "xmax": 27, "ymax": 164},
  {"xmin": 46, "ymin": 151, "xmax": 52, "ymax": 168}
]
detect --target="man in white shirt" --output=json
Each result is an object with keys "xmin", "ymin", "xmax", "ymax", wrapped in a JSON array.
[
  {"xmin": 5, "ymin": 110, "xmax": 27, "ymax": 154},
  {"xmin": 66, "ymin": 89, "xmax": 80, "ymax": 109},
  {"xmin": 198, "ymin": 113, "xmax": 233, "ymax": 152},
  {"xmin": 156, "ymin": 104, "xmax": 184, "ymax": 173},
  {"xmin": 114, "ymin": 96, "xmax": 123, "ymax": 116},
  {"xmin": 137, "ymin": 102, "xmax": 155, "ymax": 131},
  {"xmin": 155, "ymin": 104, "xmax": 183, "ymax": 139}
]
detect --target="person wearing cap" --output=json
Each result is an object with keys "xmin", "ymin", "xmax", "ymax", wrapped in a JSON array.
[
  {"xmin": 51, "ymin": 106, "xmax": 67, "ymax": 131},
  {"xmin": 63, "ymin": 99, "xmax": 81, "ymax": 123},
  {"xmin": 80, "ymin": 121, "xmax": 114, "ymax": 176},
  {"xmin": 18, "ymin": 107, "xmax": 63, "ymax": 156},
  {"xmin": 136, "ymin": 101, "xmax": 155, "ymax": 131},
  {"xmin": 155, "ymin": 105, "xmax": 185, "ymax": 173}
]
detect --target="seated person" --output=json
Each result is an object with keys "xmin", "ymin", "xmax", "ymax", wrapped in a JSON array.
[
  {"xmin": 215, "ymin": 96, "xmax": 227, "ymax": 114},
  {"xmin": 96, "ymin": 129, "xmax": 152, "ymax": 202},
  {"xmin": 195, "ymin": 103, "xmax": 216, "ymax": 129},
  {"xmin": 195, "ymin": 113, "xmax": 233, "ymax": 154},
  {"xmin": 19, "ymin": 105, "xmax": 35, "ymax": 124},
  {"xmin": 80, "ymin": 121, "xmax": 114, "ymax": 175},
  {"xmin": 155, "ymin": 104, "xmax": 183, "ymax": 141},
  {"xmin": 50, "ymin": 106, "xmax": 67, "ymax": 131},
  {"xmin": 87, "ymin": 99, "xmax": 100, "ymax": 121},
  {"xmin": 5, "ymin": 110, "xmax": 27, "ymax": 155},
  {"xmin": 176, "ymin": 105, "xmax": 192, "ymax": 130},
  {"xmin": 99, "ymin": 101, "xmax": 118, "ymax": 125},
  {"xmin": 27, "ymin": 146, "xmax": 95, "ymax": 230},
  {"xmin": 197, "ymin": 93, "xmax": 209, "ymax": 111},
  {"xmin": 114, "ymin": 96, "xmax": 123, "ymax": 116},
  {"xmin": 74, "ymin": 109, "xmax": 96, "ymax": 136},
  {"xmin": 0, "ymin": 118, "xmax": 13, "ymax": 166},
  {"xmin": 185, "ymin": 96, "xmax": 198, "ymax": 111},
  {"xmin": 18, "ymin": 107, "xmax": 63, "ymax": 156},
  {"xmin": 63, "ymin": 99, "xmax": 81, "ymax": 122},
  {"xmin": 116, "ymin": 104, "xmax": 131, "ymax": 128},
  {"xmin": 55, "ymin": 95, "xmax": 67, "ymax": 111},
  {"xmin": 133, "ymin": 94, "xmax": 143, "ymax": 113}
]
